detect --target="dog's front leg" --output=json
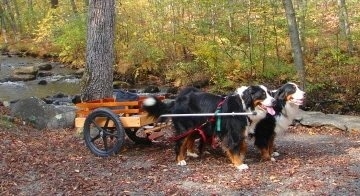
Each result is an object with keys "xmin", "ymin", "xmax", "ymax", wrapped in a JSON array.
[{"xmin": 225, "ymin": 140, "xmax": 249, "ymax": 171}]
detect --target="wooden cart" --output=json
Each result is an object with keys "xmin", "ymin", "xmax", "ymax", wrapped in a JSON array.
[{"xmin": 75, "ymin": 96, "xmax": 169, "ymax": 157}]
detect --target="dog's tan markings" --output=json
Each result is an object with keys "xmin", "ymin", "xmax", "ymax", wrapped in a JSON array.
[
  {"xmin": 268, "ymin": 134, "xmax": 275, "ymax": 156},
  {"xmin": 185, "ymin": 134, "xmax": 198, "ymax": 158},
  {"xmin": 238, "ymin": 140, "xmax": 247, "ymax": 163},
  {"xmin": 225, "ymin": 140, "xmax": 248, "ymax": 170},
  {"xmin": 286, "ymin": 94, "xmax": 292, "ymax": 101},
  {"xmin": 224, "ymin": 149, "xmax": 234, "ymax": 164},
  {"xmin": 177, "ymin": 135, "xmax": 194, "ymax": 165},
  {"xmin": 259, "ymin": 134, "xmax": 276, "ymax": 161},
  {"xmin": 260, "ymin": 148, "xmax": 271, "ymax": 161},
  {"xmin": 254, "ymin": 99, "xmax": 262, "ymax": 106}
]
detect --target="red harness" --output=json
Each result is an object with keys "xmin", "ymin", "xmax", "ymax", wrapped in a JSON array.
[{"xmin": 168, "ymin": 97, "xmax": 227, "ymax": 148}]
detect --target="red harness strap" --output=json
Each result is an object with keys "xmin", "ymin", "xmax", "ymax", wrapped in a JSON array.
[
  {"xmin": 168, "ymin": 97, "xmax": 226, "ymax": 148},
  {"xmin": 168, "ymin": 121, "xmax": 209, "ymax": 142}
]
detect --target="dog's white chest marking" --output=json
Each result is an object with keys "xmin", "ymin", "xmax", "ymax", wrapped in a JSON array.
[{"xmin": 275, "ymin": 103, "xmax": 300, "ymax": 134}]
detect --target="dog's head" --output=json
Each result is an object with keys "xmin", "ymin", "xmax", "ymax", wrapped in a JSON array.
[
  {"xmin": 273, "ymin": 82, "xmax": 305, "ymax": 106},
  {"xmin": 236, "ymin": 85, "xmax": 276, "ymax": 116}
]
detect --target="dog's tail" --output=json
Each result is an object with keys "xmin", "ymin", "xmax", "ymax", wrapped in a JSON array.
[{"xmin": 142, "ymin": 96, "xmax": 173, "ymax": 119}]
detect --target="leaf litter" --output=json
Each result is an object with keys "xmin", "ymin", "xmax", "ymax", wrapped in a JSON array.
[{"xmin": 1, "ymin": 106, "xmax": 360, "ymax": 195}]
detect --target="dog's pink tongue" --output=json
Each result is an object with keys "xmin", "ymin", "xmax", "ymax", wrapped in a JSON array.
[{"xmin": 267, "ymin": 107, "xmax": 276, "ymax": 115}]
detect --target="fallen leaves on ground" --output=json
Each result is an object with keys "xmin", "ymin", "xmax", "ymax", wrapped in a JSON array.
[{"xmin": 1, "ymin": 106, "xmax": 360, "ymax": 195}]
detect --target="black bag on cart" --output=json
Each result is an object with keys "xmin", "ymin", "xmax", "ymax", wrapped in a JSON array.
[{"xmin": 113, "ymin": 89, "xmax": 139, "ymax": 101}]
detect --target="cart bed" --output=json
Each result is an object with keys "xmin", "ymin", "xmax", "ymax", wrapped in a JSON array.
[{"xmin": 75, "ymin": 96, "xmax": 162, "ymax": 128}]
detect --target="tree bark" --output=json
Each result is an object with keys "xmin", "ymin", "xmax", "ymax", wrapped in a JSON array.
[
  {"xmin": 81, "ymin": 0, "xmax": 115, "ymax": 101},
  {"xmin": 337, "ymin": 0, "xmax": 353, "ymax": 54},
  {"xmin": 296, "ymin": 0, "xmax": 307, "ymax": 54},
  {"xmin": 282, "ymin": 0, "xmax": 306, "ymax": 89},
  {"xmin": 271, "ymin": 0, "xmax": 280, "ymax": 66}
]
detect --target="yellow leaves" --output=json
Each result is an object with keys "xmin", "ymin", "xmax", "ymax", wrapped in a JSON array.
[{"xmin": 34, "ymin": 9, "xmax": 65, "ymax": 43}]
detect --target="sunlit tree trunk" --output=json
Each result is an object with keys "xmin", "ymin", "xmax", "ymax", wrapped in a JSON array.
[
  {"xmin": 337, "ymin": 0, "xmax": 353, "ymax": 54},
  {"xmin": 294, "ymin": 0, "xmax": 307, "ymax": 54},
  {"xmin": 282, "ymin": 0, "xmax": 305, "ymax": 89},
  {"xmin": 81, "ymin": 0, "xmax": 115, "ymax": 101}
]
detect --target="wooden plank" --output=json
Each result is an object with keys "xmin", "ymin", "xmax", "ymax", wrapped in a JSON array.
[
  {"xmin": 75, "ymin": 114, "xmax": 155, "ymax": 128},
  {"xmin": 76, "ymin": 101, "xmax": 140, "ymax": 109},
  {"xmin": 76, "ymin": 108, "xmax": 140, "ymax": 117}
]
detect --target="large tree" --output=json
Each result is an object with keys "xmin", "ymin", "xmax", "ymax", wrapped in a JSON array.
[
  {"xmin": 338, "ymin": 0, "xmax": 353, "ymax": 54},
  {"xmin": 282, "ymin": 0, "xmax": 306, "ymax": 89},
  {"xmin": 81, "ymin": 0, "xmax": 115, "ymax": 101}
]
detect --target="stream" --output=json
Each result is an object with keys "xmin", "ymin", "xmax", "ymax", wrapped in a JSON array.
[{"xmin": 0, "ymin": 54, "xmax": 80, "ymax": 102}]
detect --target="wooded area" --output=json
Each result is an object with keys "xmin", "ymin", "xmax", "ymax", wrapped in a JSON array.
[{"xmin": 0, "ymin": 0, "xmax": 359, "ymax": 109}]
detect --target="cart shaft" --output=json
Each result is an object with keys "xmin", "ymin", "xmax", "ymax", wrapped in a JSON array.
[{"xmin": 159, "ymin": 112, "xmax": 256, "ymax": 118}]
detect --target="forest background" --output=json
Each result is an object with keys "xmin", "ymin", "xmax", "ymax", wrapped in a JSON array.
[{"xmin": 0, "ymin": 0, "xmax": 359, "ymax": 114}]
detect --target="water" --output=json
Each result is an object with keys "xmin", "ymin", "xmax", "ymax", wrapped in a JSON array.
[{"xmin": 0, "ymin": 55, "xmax": 81, "ymax": 102}]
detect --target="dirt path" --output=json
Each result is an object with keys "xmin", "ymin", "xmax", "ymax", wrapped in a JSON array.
[{"xmin": 1, "ymin": 122, "xmax": 360, "ymax": 195}]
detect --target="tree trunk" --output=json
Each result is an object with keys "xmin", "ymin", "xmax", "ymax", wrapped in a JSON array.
[
  {"xmin": 271, "ymin": 0, "xmax": 280, "ymax": 66},
  {"xmin": 81, "ymin": 0, "xmax": 115, "ymax": 101},
  {"xmin": 295, "ymin": 0, "xmax": 307, "ymax": 54},
  {"xmin": 282, "ymin": 0, "xmax": 306, "ymax": 89},
  {"xmin": 247, "ymin": 0, "xmax": 253, "ymax": 76},
  {"xmin": 337, "ymin": 0, "xmax": 353, "ymax": 54}
]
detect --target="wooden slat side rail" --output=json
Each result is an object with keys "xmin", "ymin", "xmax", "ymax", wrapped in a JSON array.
[
  {"xmin": 75, "ymin": 95, "xmax": 165, "ymax": 119},
  {"xmin": 76, "ymin": 101, "xmax": 140, "ymax": 109},
  {"xmin": 75, "ymin": 98, "xmax": 144, "ymax": 118},
  {"xmin": 75, "ymin": 115, "xmax": 155, "ymax": 128},
  {"xmin": 76, "ymin": 108, "xmax": 141, "ymax": 117}
]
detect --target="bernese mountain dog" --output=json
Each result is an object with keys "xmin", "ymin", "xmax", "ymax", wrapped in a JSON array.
[
  {"xmin": 143, "ymin": 85, "xmax": 275, "ymax": 170},
  {"xmin": 251, "ymin": 82, "xmax": 305, "ymax": 161}
]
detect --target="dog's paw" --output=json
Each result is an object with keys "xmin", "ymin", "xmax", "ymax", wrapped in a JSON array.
[
  {"xmin": 236, "ymin": 164, "xmax": 249, "ymax": 171},
  {"xmin": 186, "ymin": 151, "xmax": 199, "ymax": 158},
  {"xmin": 272, "ymin": 152, "xmax": 280, "ymax": 157},
  {"xmin": 271, "ymin": 157, "xmax": 276, "ymax": 161},
  {"xmin": 177, "ymin": 160, "xmax": 187, "ymax": 166}
]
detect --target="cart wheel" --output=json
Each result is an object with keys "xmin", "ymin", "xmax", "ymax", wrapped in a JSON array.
[
  {"xmin": 125, "ymin": 128, "xmax": 152, "ymax": 145},
  {"xmin": 83, "ymin": 108, "xmax": 125, "ymax": 157}
]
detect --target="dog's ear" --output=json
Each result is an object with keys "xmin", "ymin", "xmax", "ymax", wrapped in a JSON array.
[
  {"xmin": 274, "ymin": 87, "xmax": 286, "ymax": 101},
  {"xmin": 241, "ymin": 86, "xmax": 255, "ymax": 109},
  {"xmin": 269, "ymin": 89, "xmax": 277, "ymax": 97}
]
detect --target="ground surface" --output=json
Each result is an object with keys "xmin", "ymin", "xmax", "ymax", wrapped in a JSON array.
[{"xmin": 1, "ymin": 107, "xmax": 360, "ymax": 195}]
